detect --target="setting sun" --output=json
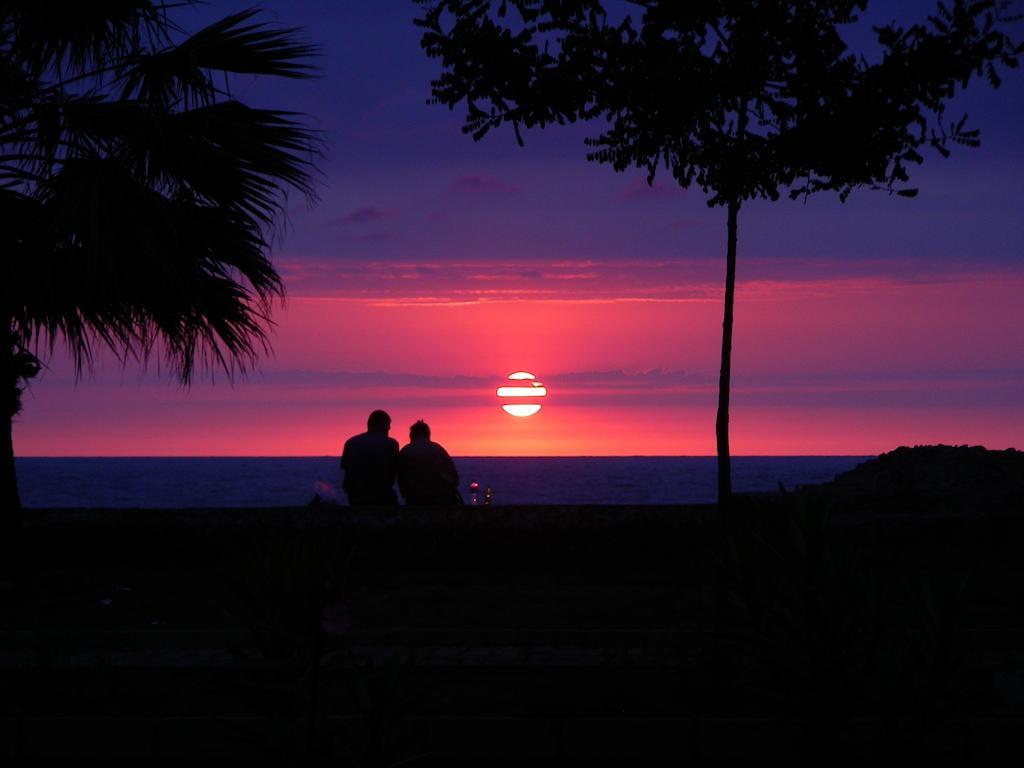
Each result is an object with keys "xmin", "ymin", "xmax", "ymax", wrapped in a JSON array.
[{"xmin": 497, "ymin": 371, "xmax": 547, "ymax": 417}]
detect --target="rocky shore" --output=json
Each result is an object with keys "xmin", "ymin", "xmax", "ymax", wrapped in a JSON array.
[{"xmin": 798, "ymin": 444, "xmax": 1024, "ymax": 514}]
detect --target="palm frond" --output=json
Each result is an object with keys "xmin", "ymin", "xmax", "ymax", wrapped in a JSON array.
[
  {"xmin": 1, "ymin": 1, "xmax": 170, "ymax": 81},
  {"xmin": 11, "ymin": 151, "xmax": 284, "ymax": 381},
  {"xmin": 1, "ymin": 3, "xmax": 319, "ymax": 384},
  {"xmin": 153, "ymin": 100, "xmax": 320, "ymax": 225},
  {"xmin": 118, "ymin": 9, "xmax": 319, "ymax": 107}
]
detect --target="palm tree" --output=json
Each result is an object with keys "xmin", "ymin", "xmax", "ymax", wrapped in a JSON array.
[{"xmin": 0, "ymin": 3, "xmax": 319, "ymax": 539}]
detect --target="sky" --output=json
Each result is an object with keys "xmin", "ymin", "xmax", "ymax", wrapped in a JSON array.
[{"xmin": 13, "ymin": 0, "xmax": 1024, "ymax": 457}]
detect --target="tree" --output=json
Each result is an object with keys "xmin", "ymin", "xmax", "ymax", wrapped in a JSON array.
[
  {"xmin": 415, "ymin": 0, "xmax": 1021, "ymax": 511},
  {"xmin": 1, "ymin": 3, "xmax": 319, "ymax": 540}
]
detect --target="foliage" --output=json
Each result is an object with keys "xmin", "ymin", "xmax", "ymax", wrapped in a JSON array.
[
  {"xmin": 0, "ymin": 1, "xmax": 320, "ymax": 382},
  {"xmin": 417, "ymin": 0, "xmax": 1021, "ymax": 205}
]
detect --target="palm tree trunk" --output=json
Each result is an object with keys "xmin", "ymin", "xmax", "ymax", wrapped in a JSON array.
[
  {"xmin": 1, "ymin": 333, "xmax": 23, "ymax": 581},
  {"xmin": 716, "ymin": 198, "xmax": 739, "ymax": 515},
  {"xmin": 0, "ymin": 406, "xmax": 16, "ymax": 513}
]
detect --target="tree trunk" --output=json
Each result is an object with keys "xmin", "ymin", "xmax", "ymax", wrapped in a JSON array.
[
  {"xmin": 715, "ymin": 198, "xmax": 739, "ymax": 515},
  {"xmin": 716, "ymin": 100, "xmax": 747, "ymax": 517},
  {"xmin": 1, "ymin": 332, "xmax": 23, "ymax": 582},
  {"xmin": 1, "ymin": 337, "xmax": 19, "ymax": 509},
  {"xmin": 0, "ymin": 403, "xmax": 17, "ymax": 513}
]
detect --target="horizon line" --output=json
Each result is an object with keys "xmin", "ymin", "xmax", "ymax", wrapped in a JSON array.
[{"xmin": 16, "ymin": 453, "xmax": 879, "ymax": 459}]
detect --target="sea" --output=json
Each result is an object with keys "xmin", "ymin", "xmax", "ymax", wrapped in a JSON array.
[{"xmin": 15, "ymin": 456, "xmax": 871, "ymax": 508}]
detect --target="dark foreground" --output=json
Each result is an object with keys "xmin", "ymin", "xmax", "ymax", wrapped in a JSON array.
[{"xmin": 3, "ymin": 500, "xmax": 1024, "ymax": 762}]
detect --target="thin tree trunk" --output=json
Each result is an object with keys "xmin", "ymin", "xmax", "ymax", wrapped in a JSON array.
[
  {"xmin": 710, "ymin": 188, "xmax": 744, "ymax": 700},
  {"xmin": 715, "ymin": 102, "xmax": 747, "ymax": 517},
  {"xmin": 716, "ymin": 199, "xmax": 739, "ymax": 515},
  {"xmin": 709, "ymin": 200, "xmax": 741, "ymax": 700}
]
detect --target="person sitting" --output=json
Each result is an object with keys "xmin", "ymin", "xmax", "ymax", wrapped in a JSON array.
[
  {"xmin": 340, "ymin": 409, "xmax": 399, "ymax": 506},
  {"xmin": 397, "ymin": 420, "xmax": 461, "ymax": 506}
]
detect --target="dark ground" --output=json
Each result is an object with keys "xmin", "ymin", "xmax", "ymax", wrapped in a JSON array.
[{"xmin": 3, "ymin": 494, "xmax": 1024, "ymax": 761}]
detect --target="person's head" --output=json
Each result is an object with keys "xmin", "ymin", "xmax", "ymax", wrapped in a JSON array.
[
  {"xmin": 409, "ymin": 419, "xmax": 430, "ymax": 441},
  {"xmin": 367, "ymin": 409, "xmax": 391, "ymax": 433}
]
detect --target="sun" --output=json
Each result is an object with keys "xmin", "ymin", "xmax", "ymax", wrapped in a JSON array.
[{"xmin": 496, "ymin": 371, "xmax": 547, "ymax": 416}]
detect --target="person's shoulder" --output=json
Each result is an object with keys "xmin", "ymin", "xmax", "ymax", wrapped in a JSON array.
[{"xmin": 344, "ymin": 431, "xmax": 368, "ymax": 447}]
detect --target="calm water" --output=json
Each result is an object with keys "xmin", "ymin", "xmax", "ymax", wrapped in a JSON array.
[{"xmin": 16, "ymin": 456, "xmax": 870, "ymax": 508}]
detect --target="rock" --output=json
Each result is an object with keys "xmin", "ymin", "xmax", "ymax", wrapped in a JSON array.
[{"xmin": 799, "ymin": 444, "xmax": 1024, "ymax": 515}]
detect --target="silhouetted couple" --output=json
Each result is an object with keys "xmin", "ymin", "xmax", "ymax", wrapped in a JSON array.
[{"xmin": 340, "ymin": 410, "xmax": 460, "ymax": 506}]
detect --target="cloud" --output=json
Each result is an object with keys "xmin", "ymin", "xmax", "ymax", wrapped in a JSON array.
[
  {"xmin": 446, "ymin": 173, "xmax": 521, "ymax": 196},
  {"xmin": 552, "ymin": 370, "xmax": 696, "ymax": 387},
  {"xmin": 327, "ymin": 206, "xmax": 400, "ymax": 226},
  {"xmin": 251, "ymin": 366, "xmax": 1024, "ymax": 411},
  {"xmin": 258, "ymin": 369, "xmax": 491, "ymax": 389},
  {"xmin": 250, "ymin": 368, "xmax": 713, "ymax": 405},
  {"xmin": 276, "ymin": 252, "xmax": 1024, "ymax": 305},
  {"xmin": 543, "ymin": 272, "xmax": 597, "ymax": 281},
  {"xmin": 276, "ymin": 255, "xmax": 722, "ymax": 302},
  {"xmin": 619, "ymin": 177, "xmax": 687, "ymax": 201}
]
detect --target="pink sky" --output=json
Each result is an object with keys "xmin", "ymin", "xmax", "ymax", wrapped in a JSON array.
[{"xmin": 16, "ymin": 271, "xmax": 1023, "ymax": 456}]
